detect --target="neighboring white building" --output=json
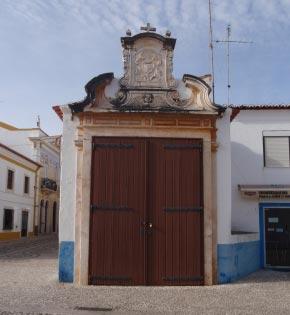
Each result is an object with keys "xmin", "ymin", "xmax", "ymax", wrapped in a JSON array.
[
  {"xmin": 0, "ymin": 142, "xmax": 41, "ymax": 240},
  {"xmin": 220, "ymin": 105, "xmax": 290, "ymax": 283},
  {"xmin": 0, "ymin": 122, "xmax": 60, "ymax": 235}
]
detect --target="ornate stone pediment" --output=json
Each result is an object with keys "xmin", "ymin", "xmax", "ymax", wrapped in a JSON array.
[
  {"xmin": 121, "ymin": 36, "xmax": 176, "ymax": 89},
  {"xmin": 68, "ymin": 25, "xmax": 221, "ymax": 115}
]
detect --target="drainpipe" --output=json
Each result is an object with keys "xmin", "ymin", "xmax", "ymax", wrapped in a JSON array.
[{"xmin": 33, "ymin": 165, "xmax": 41, "ymax": 236}]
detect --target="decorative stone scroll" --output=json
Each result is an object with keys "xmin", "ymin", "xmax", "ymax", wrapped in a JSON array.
[{"xmin": 68, "ymin": 26, "xmax": 221, "ymax": 115}]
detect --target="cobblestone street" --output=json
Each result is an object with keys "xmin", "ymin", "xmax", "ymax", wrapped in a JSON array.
[{"xmin": 2, "ymin": 236, "xmax": 290, "ymax": 314}]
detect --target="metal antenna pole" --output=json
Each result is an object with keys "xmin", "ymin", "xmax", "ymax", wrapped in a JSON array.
[
  {"xmin": 216, "ymin": 24, "xmax": 253, "ymax": 106},
  {"xmin": 37, "ymin": 115, "xmax": 41, "ymax": 128},
  {"xmin": 227, "ymin": 24, "xmax": 230, "ymax": 106},
  {"xmin": 208, "ymin": 0, "xmax": 215, "ymax": 103}
]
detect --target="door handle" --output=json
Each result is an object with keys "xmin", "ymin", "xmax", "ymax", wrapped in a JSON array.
[
  {"xmin": 147, "ymin": 222, "xmax": 153, "ymax": 235},
  {"xmin": 140, "ymin": 222, "xmax": 153, "ymax": 235}
]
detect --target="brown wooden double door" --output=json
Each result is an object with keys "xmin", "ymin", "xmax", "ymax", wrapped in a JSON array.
[{"xmin": 89, "ymin": 137, "xmax": 204, "ymax": 286}]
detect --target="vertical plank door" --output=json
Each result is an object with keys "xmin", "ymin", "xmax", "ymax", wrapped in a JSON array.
[
  {"xmin": 89, "ymin": 137, "xmax": 147, "ymax": 285},
  {"xmin": 147, "ymin": 138, "xmax": 204, "ymax": 285}
]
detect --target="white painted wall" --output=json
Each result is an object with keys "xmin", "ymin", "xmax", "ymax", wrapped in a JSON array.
[
  {"xmin": 0, "ymin": 128, "xmax": 40, "ymax": 160},
  {"xmin": 231, "ymin": 109, "xmax": 290, "ymax": 233},
  {"xmin": 0, "ymin": 126, "xmax": 60, "ymax": 176},
  {"xmin": 59, "ymin": 107, "xmax": 78, "ymax": 242},
  {"xmin": 0, "ymin": 127, "xmax": 60, "ymax": 182},
  {"xmin": 216, "ymin": 109, "xmax": 232, "ymax": 244},
  {"xmin": 59, "ymin": 106, "xmax": 271, "ymax": 246},
  {"xmin": 0, "ymin": 156, "xmax": 35, "ymax": 234}
]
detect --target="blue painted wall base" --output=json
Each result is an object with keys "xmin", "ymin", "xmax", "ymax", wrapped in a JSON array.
[
  {"xmin": 59, "ymin": 241, "xmax": 74, "ymax": 283},
  {"xmin": 218, "ymin": 241, "xmax": 260, "ymax": 284},
  {"xmin": 58, "ymin": 240, "xmax": 263, "ymax": 284}
]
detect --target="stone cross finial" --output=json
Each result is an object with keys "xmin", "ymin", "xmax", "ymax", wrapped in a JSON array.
[{"xmin": 140, "ymin": 22, "xmax": 156, "ymax": 32}]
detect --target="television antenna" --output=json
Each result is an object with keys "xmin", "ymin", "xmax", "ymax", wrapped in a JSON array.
[
  {"xmin": 216, "ymin": 24, "xmax": 253, "ymax": 106},
  {"xmin": 208, "ymin": 0, "xmax": 215, "ymax": 103},
  {"xmin": 37, "ymin": 115, "xmax": 41, "ymax": 128}
]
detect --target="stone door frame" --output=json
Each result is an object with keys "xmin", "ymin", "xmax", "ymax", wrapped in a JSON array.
[{"xmin": 73, "ymin": 112, "xmax": 218, "ymax": 285}]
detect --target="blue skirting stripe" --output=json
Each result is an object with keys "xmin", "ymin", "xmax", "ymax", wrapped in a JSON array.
[
  {"xmin": 59, "ymin": 241, "xmax": 74, "ymax": 283},
  {"xmin": 218, "ymin": 240, "xmax": 260, "ymax": 284}
]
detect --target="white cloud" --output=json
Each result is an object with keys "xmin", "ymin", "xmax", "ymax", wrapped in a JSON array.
[
  {"xmin": 1, "ymin": 0, "xmax": 290, "ymax": 134},
  {"xmin": 2, "ymin": 0, "xmax": 290, "ymax": 41}
]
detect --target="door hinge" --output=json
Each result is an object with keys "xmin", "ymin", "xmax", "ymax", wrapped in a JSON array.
[
  {"xmin": 92, "ymin": 143, "xmax": 134, "ymax": 150},
  {"xmin": 90, "ymin": 275, "xmax": 131, "ymax": 284},
  {"xmin": 91, "ymin": 204, "xmax": 131, "ymax": 212},
  {"xmin": 164, "ymin": 206, "xmax": 203, "ymax": 212},
  {"xmin": 163, "ymin": 276, "xmax": 204, "ymax": 282},
  {"xmin": 163, "ymin": 143, "xmax": 202, "ymax": 150}
]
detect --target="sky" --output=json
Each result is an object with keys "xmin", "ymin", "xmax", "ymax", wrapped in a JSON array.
[{"xmin": 1, "ymin": 0, "xmax": 290, "ymax": 135}]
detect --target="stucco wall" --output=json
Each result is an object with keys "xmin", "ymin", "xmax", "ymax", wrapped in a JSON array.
[
  {"xmin": 231, "ymin": 109, "xmax": 290, "ymax": 232},
  {"xmin": 59, "ymin": 109, "xmax": 78, "ymax": 242},
  {"xmin": 217, "ymin": 109, "xmax": 269, "ymax": 283},
  {"xmin": 216, "ymin": 108, "xmax": 232, "ymax": 245},
  {"xmin": 0, "ymin": 156, "xmax": 35, "ymax": 236},
  {"xmin": 58, "ymin": 108, "xmax": 78, "ymax": 282},
  {"xmin": 0, "ymin": 126, "xmax": 60, "ymax": 180},
  {"xmin": 0, "ymin": 128, "xmax": 40, "ymax": 160}
]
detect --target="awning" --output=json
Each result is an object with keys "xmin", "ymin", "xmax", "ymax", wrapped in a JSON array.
[{"xmin": 238, "ymin": 185, "xmax": 290, "ymax": 199}]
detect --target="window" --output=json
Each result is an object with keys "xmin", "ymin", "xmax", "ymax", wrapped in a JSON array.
[
  {"xmin": 3, "ymin": 209, "xmax": 13, "ymax": 230},
  {"xmin": 7, "ymin": 169, "xmax": 14, "ymax": 190},
  {"xmin": 24, "ymin": 176, "xmax": 30, "ymax": 194},
  {"xmin": 264, "ymin": 136, "xmax": 290, "ymax": 167}
]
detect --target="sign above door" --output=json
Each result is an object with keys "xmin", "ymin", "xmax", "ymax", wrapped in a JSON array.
[{"xmin": 239, "ymin": 184, "xmax": 290, "ymax": 199}]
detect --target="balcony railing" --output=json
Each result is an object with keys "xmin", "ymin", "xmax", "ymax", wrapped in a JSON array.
[{"xmin": 41, "ymin": 178, "xmax": 58, "ymax": 192}]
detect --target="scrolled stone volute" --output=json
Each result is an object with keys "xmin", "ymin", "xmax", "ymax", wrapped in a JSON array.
[{"xmin": 67, "ymin": 28, "xmax": 222, "ymax": 115}]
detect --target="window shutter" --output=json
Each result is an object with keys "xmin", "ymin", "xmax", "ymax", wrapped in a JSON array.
[
  {"xmin": 264, "ymin": 137, "xmax": 290, "ymax": 167},
  {"xmin": 24, "ymin": 176, "xmax": 30, "ymax": 194},
  {"xmin": 7, "ymin": 170, "xmax": 14, "ymax": 190},
  {"xmin": 3, "ymin": 209, "xmax": 13, "ymax": 230}
]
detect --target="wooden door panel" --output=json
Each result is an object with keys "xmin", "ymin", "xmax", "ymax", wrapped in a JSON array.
[
  {"xmin": 148, "ymin": 138, "xmax": 203, "ymax": 285},
  {"xmin": 89, "ymin": 137, "xmax": 204, "ymax": 286},
  {"xmin": 89, "ymin": 138, "xmax": 147, "ymax": 285}
]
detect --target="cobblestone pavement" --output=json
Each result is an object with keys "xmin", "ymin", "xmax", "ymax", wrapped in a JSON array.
[{"xmin": 1, "ymin": 236, "xmax": 290, "ymax": 315}]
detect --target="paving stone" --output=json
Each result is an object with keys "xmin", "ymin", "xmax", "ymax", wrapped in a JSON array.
[{"xmin": 1, "ymin": 235, "xmax": 290, "ymax": 314}]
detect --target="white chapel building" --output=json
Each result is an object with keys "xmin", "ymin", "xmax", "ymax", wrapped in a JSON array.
[{"xmin": 55, "ymin": 26, "xmax": 290, "ymax": 285}]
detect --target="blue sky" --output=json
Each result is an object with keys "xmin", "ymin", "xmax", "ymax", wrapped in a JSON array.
[{"xmin": 1, "ymin": 0, "xmax": 290, "ymax": 135}]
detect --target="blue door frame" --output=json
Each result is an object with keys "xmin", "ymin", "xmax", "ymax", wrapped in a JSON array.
[{"xmin": 259, "ymin": 202, "xmax": 290, "ymax": 268}]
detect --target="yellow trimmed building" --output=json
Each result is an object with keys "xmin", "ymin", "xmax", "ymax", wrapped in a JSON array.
[
  {"xmin": 0, "ymin": 121, "xmax": 60, "ymax": 236},
  {"xmin": 0, "ymin": 142, "xmax": 41, "ymax": 240}
]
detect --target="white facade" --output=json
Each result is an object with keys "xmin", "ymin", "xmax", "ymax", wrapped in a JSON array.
[
  {"xmin": 59, "ymin": 108, "xmax": 78, "ymax": 243},
  {"xmin": 231, "ymin": 109, "xmax": 290, "ymax": 232},
  {"xmin": 0, "ymin": 122, "xmax": 60, "ymax": 235},
  {"xmin": 0, "ymin": 143, "xmax": 40, "ymax": 239},
  {"xmin": 216, "ymin": 109, "xmax": 232, "ymax": 245}
]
